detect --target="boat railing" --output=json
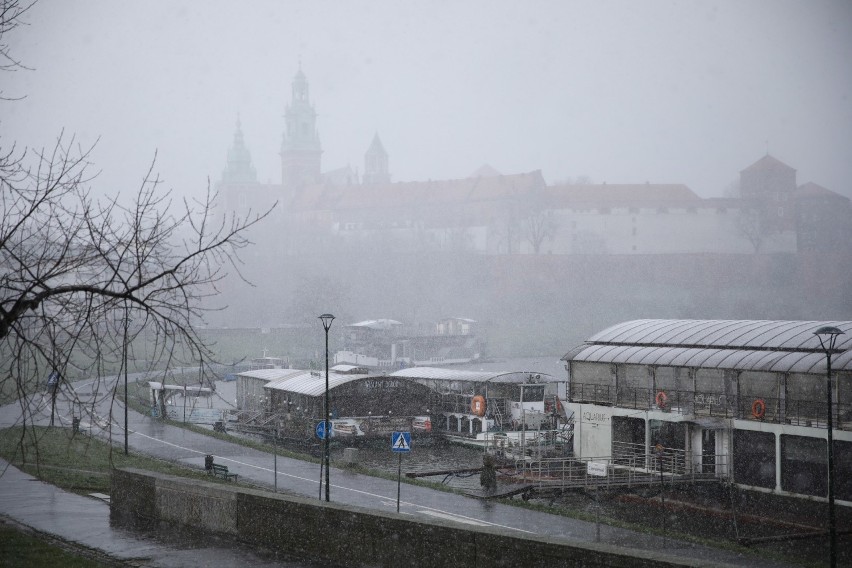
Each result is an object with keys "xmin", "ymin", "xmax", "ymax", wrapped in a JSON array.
[
  {"xmin": 516, "ymin": 447, "xmax": 728, "ymax": 490},
  {"xmin": 569, "ymin": 382, "xmax": 852, "ymax": 430}
]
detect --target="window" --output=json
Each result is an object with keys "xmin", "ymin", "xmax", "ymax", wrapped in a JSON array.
[
  {"xmin": 649, "ymin": 420, "xmax": 685, "ymax": 451},
  {"xmin": 781, "ymin": 435, "xmax": 825, "ymax": 496},
  {"xmin": 612, "ymin": 416, "xmax": 645, "ymax": 455},
  {"xmin": 734, "ymin": 430, "xmax": 775, "ymax": 489}
]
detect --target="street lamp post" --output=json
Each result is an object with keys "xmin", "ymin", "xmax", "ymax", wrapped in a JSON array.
[
  {"xmin": 814, "ymin": 325, "xmax": 844, "ymax": 568},
  {"xmin": 123, "ymin": 302, "xmax": 129, "ymax": 455},
  {"xmin": 319, "ymin": 313, "xmax": 335, "ymax": 502}
]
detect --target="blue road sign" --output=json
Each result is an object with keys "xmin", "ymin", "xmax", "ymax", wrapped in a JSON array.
[
  {"xmin": 316, "ymin": 421, "xmax": 328, "ymax": 440},
  {"xmin": 46, "ymin": 371, "xmax": 59, "ymax": 387},
  {"xmin": 391, "ymin": 431, "xmax": 411, "ymax": 453}
]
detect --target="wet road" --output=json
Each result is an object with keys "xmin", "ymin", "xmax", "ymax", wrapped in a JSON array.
[{"xmin": 0, "ymin": 373, "xmax": 799, "ymax": 568}]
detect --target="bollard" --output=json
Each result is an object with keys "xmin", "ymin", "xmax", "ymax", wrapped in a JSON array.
[{"xmin": 480, "ymin": 453, "xmax": 497, "ymax": 493}]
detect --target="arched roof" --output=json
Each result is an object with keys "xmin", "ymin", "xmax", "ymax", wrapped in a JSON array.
[
  {"xmin": 563, "ymin": 319, "xmax": 852, "ymax": 374},
  {"xmin": 389, "ymin": 367, "xmax": 557, "ymax": 384},
  {"xmin": 260, "ymin": 371, "xmax": 379, "ymax": 397}
]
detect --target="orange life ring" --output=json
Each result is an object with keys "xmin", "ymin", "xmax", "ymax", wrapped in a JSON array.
[
  {"xmin": 751, "ymin": 399, "xmax": 766, "ymax": 419},
  {"xmin": 471, "ymin": 395, "xmax": 486, "ymax": 417},
  {"xmin": 655, "ymin": 391, "xmax": 668, "ymax": 408}
]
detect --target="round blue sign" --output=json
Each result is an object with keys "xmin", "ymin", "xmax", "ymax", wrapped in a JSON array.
[{"xmin": 315, "ymin": 421, "xmax": 328, "ymax": 440}]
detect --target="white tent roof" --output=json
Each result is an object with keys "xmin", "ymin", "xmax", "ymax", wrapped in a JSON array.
[
  {"xmin": 389, "ymin": 367, "xmax": 556, "ymax": 384},
  {"xmin": 563, "ymin": 319, "xmax": 852, "ymax": 374},
  {"xmin": 262, "ymin": 371, "xmax": 378, "ymax": 396}
]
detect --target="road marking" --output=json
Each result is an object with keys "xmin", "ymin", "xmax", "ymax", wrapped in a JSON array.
[
  {"xmin": 129, "ymin": 431, "xmax": 533, "ymax": 534},
  {"xmin": 415, "ymin": 510, "xmax": 490, "ymax": 526}
]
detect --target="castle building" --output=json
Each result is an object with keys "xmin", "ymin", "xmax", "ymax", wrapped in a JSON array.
[
  {"xmin": 363, "ymin": 133, "xmax": 391, "ymax": 185},
  {"xmin": 216, "ymin": 69, "xmax": 851, "ymax": 258},
  {"xmin": 280, "ymin": 67, "xmax": 322, "ymax": 188}
]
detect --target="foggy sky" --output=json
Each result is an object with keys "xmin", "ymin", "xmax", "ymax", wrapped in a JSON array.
[{"xmin": 3, "ymin": 1, "xmax": 852, "ymax": 202}]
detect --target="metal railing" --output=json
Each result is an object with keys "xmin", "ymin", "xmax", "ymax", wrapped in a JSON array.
[
  {"xmin": 511, "ymin": 443, "xmax": 727, "ymax": 491},
  {"xmin": 569, "ymin": 382, "xmax": 852, "ymax": 430}
]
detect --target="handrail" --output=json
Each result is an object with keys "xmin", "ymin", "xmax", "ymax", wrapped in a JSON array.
[
  {"xmin": 517, "ymin": 446, "xmax": 728, "ymax": 491},
  {"xmin": 568, "ymin": 381, "xmax": 852, "ymax": 430}
]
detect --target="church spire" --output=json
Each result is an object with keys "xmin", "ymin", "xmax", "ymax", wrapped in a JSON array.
[
  {"xmin": 363, "ymin": 132, "xmax": 390, "ymax": 184},
  {"xmin": 221, "ymin": 116, "xmax": 257, "ymax": 184},
  {"xmin": 281, "ymin": 67, "xmax": 322, "ymax": 187}
]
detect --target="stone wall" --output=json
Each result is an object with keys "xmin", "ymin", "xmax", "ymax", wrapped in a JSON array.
[{"xmin": 111, "ymin": 468, "xmax": 733, "ymax": 568}]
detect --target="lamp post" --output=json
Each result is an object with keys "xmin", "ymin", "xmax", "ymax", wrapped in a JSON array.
[
  {"xmin": 123, "ymin": 302, "xmax": 129, "ymax": 455},
  {"xmin": 814, "ymin": 325, "xmax": 844, "ymax": 568},
  {"xmin": 319, "ymin": 313, "xmax": 335, "ymax": 502}
]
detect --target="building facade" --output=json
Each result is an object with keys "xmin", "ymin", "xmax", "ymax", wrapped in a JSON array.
[
  {"xmin": 562, "ymin": 319, "xmax": 852, "ymax": 503},
  {"xmin": 216, "ymin": 69, "xmax": 851, "ymax": 257}
]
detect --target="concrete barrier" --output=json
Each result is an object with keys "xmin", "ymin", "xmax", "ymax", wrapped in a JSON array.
[{"xmin": 111, "ymin": 468, "xmax": 734, "ymax": 567}]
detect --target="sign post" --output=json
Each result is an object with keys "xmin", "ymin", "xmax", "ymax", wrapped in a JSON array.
[
  {"xmin": 656, "ymin": 443, "xmax": 666, "ymax": 546},
  {"xmin": 391, "ymin": 431, "xmax": 411, "ymax": 513},
  {"xmin": 586, "ymin": 461, "xmax": 607, "ymax": 542},
  {"xmin": 316, "ymin": 421, "xmax": 328, "ymax": 500},
  {"xmin": 47, "ymin": 371, "xmax": 59, "ymax": 427}
]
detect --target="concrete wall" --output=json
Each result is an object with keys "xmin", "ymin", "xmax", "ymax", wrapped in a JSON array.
[{"xmin": 111, "ymin": 468, "xmax": 732, "ymax": 568}]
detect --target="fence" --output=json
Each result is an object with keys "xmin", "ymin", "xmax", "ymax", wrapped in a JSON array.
[
  {"xmin": 569, "ymin": 382, "xmax": 852, "ymax": 430},
  {"xmin": 512, "ymin": 443, "xmax": 726, "ymax": 491}
]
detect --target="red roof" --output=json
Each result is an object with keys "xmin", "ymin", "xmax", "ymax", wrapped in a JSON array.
[
  {"xmin": 794, "ymin": 182, "xmax": 849, "ymax": 201},
  {"xmin": 545, "ymin": 183, "xmax": 700, "ymax": 208},
  {"xmin": 740, "ymin": 154, "xmax": 796, "ymax": 174},
  {"xmin": 290, "ymin": 171, "xmax": 546, "ymax": 212}
]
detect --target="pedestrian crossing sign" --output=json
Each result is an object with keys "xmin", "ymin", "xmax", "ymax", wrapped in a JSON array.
[{"xmin": 391, "ymin": 431, "xmax": 411, "ymax": 453}]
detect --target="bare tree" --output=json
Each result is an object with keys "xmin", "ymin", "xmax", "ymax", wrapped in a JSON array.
[
  {"xmin": 0, "ymin": 2, "xmax": 272, "ymax": 442},
  {"xmin": 519, "ymin": 185, "xmax": 558, "ymax": 254},
  {"xmin": 735, "ymin": 202, "xmax": 769, "ymax": 253},
  {"xmin": 521, "ymin": 208, "xmax": 558, "ymax": 254},
  {"xmin": 728, "ymin": 178, "xmax": 772, "ymax": 253},
  {"xmin": 0, "ymin": 0, "xmax": 33, "ymax": 100}
]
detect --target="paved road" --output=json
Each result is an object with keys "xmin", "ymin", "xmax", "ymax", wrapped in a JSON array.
[{"xmin": 0, "ymin": 374, "xmax": 798, "ymax": 568}]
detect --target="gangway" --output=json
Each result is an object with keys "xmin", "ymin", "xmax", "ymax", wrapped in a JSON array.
[{"xmin": 504, "ymin": 450, "xmax": 728, "ymax": 493}]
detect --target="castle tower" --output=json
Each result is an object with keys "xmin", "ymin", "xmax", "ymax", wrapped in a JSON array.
[
  {"xmin": 363, "ymin": 133, "xmax": 390, "ymax": 185},
  {"xmin": 280, "ymin": 67, "xmax": 322, "ymax": 188},
  {"xmin": 739, "ymin": 154, "xmax": 797, "ymax": 232},
  {"xmin": 221, "ymin": 117, "xmax": 258, "ymax": 184}
]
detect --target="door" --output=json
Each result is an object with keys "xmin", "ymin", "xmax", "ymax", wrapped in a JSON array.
[{"xmin": 702, "ymin": 429, "xmax": 716, "ymax": 474}]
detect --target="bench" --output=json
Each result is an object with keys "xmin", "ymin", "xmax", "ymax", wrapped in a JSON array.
[{"xmin": 210, "ymin": 463, "xmax": 238, "ymax": 482}]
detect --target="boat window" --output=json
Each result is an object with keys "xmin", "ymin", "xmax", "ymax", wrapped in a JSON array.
[
  {"xmin": 522, "ymin": 385, "xmax": 544, "ymax": 401},
  {"xmin": 781, "ymin": 434, "xmax": 827, "ymax": 497},
  {"xmin": 739, "ymin": 371, "xmax": 780, "ymax": 406},
  {"xmin": 733, "ymin": 429, "xmax": 775, "ymax": 489},
  {"xmin": 649, "ymin": 420, "xmax": 685, "ymax": 451}
]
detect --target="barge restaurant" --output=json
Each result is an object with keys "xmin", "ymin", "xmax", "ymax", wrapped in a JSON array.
[
  {"xmin": 233, "ymin": 364, "xmax": 571, "ymax": 440},
  {"xmin": 562, "ymin": 319, "xmax": 852, "ymax": 504}
]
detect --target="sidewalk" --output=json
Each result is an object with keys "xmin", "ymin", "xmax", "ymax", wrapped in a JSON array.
[{"xmin": 0, "ymin": 459, "xmax": 315, "ymax": 568}]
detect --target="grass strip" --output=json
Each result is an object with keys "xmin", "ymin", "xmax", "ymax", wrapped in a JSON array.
[
  {"xmin": 0, "ymin": 425, "xmax": 217, "ymax": 495},
  {"xmin": 0, "ymin": 519, "xmax": 112, "ymax": 568}
]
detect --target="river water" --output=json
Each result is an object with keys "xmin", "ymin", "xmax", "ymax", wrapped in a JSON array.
[{"xmin": 329, "ymin": 437, "xmax": 488, "ymax": 492}]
